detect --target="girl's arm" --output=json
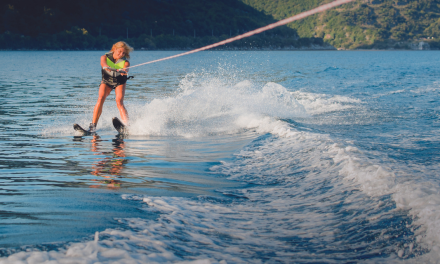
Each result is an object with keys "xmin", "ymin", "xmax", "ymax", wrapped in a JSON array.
[
  {"xmin": 121, "ymin": 61, "xmax": 130, "ymax": 75},
  {"xmin": 100, "ymin": 55, "xmax": 110, "ymax": 71}
]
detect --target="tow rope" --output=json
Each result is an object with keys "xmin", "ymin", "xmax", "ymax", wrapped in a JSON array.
[{"xmin": 126, "ymin": 0, "xmax": 354, "ymax": 70}]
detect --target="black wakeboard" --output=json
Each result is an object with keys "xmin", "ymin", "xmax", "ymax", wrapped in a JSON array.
[
  {"xmin": 112, "ymin": 117, "xmax": 128, "ymax": 134},
  {"xmin": 73, "ymin": 123, "xmax": 94, "ymax": 136}
]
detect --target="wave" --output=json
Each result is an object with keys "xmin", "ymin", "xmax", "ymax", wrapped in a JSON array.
[
  {"xmin": 5, "ymin": 122, "xmax": 430, "ymax": 263},
  {"xmin": 22, "ymin": 73, "xmax": 440, "ymax": 263},
  {"xmin": 291, "ymin": 90, "xmax": 361, "ymax": 115},
  {"xmin": 128, "ymin": 73, "xmax": 307, "ymax": 137}
]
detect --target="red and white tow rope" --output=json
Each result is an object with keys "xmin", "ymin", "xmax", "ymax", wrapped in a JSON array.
[{"xmin": 126, "ymin": 0, "xmax": 354, "ymax": 69}]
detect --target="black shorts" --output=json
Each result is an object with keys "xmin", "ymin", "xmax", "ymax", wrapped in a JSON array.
[
  {"xmin": 101, "ymin": 80, "xmax": 125, "ymax": 89},
  {"xmin": 101, "ymin": 69, "xmax": 128, "ymax": 89}
]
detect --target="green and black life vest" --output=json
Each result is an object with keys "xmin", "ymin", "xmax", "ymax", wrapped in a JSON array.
[
  {"xmin": 101, "ymin": 52, "xmax": 132, "ymax": 88},
  {"xmin": 106, "ymin": 52, "xmax": 127, "ymax": 70}
]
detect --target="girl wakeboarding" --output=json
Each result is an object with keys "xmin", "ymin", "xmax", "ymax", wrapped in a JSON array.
[{"xmin": 74, "ymin": 41, "xmax": 133, "ymax": 134}]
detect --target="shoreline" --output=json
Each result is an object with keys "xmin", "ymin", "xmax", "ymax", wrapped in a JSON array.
[
  {"xmin": 1, "ymin": 46, "xmax": 437, "ymax": 52},
  {"xmin": 0, "ymin": 46, "xmax": 336, "ymax": 52}
]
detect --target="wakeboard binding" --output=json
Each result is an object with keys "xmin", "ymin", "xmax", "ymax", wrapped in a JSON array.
[
  {"xmin": 112, "ymin": 117, "xmax": 128, "ymax": 135},
  {"xmin": 73, "ymin": 123, "xmax": 96, "ymax": 136}
]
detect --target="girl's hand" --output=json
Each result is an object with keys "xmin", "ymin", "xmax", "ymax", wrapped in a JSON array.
[{"xmin": 118, "ymin": 69, "xmax": 128, "ymax": 76}]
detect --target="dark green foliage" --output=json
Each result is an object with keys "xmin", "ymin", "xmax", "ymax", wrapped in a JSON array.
[
  {"xmin": 239, "ymin": 0, "xmax": 440, "ymax": 49},
  {"xmin": 0, "ymin": 0, "xmax": 320, "ymax": 50}
]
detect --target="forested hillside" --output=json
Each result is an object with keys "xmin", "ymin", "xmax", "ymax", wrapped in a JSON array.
[
  {"xmin": 0, "ymin": 0, "xmax": 326, "ymax": 50},
  {"xmin": 240, "ymin": 0, "xmax": 440, "ymax": 49}
]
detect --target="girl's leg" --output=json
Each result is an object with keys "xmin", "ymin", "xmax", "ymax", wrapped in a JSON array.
[
  {"xmin": 114, "ymin": 84, "xmax": 129, "ymax": 124},
  {"xmin": 92, "ymin": 83, "xmax": 113, "ymax": 125}
]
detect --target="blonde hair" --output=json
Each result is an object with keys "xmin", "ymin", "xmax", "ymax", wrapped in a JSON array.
[{"xmin": 110, "ymin": 41, "xmax": 134, "ymax": 59}]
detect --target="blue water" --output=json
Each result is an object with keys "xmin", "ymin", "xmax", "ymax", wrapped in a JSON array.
[{"xmin": 1, "ymin": 50, "xmax": 439, "ymax": 262}]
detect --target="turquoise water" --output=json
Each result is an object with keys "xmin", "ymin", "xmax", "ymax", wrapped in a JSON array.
[{"xmin": 1, "ymin": 50, "xmax": 439, "ymax": 262}]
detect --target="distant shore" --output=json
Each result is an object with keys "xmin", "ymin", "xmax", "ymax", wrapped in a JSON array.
[
  {"xmin": 0, "ymin": 44, "xmax": 337, "ymax": 52},
  {"xmin": 2, "ymin": 43, "xmax": 438, "ymax": 51}
]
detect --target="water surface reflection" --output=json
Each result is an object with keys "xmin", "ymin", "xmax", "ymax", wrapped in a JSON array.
[{"xmin": 90, "ymin": 135, "xmax": 126, "ymax": 189}]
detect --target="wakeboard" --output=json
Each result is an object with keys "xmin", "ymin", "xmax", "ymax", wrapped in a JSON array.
[
  {"xmin": 73, "ymin": 123, "xmax": 94, "ymax": 136},
  {"xmin": 112, "ymin": 117, "xmax": 128, "ymax": 134}
]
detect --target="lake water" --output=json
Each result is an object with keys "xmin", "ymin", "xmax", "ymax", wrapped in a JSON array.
[{"xmin": 1, "ymin": 50, "xmax": 439, "ymax": 263}]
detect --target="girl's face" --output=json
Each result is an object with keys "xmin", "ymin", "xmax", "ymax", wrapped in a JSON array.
[{"xmin": 113, "ymin": 47, "xmax": 126, "ymax": 60}]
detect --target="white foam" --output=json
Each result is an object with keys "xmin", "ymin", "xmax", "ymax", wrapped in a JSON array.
[
  {"xmin": 392, "ymin": 182, "xmax": 440, "ymax": 262},
  {"xmin": 41, "ymin": 104, "xmax": 120, "ymax": 136},
  {"xmin": 213, "ymin": 125, "xmax": 440, "ymax": 261},
  {"xmin": 291, "ymin": 90, "xmax": 362, "ymax": 115},
  {"xmin": 128, "ymin": 74, "xmax": 307, "ymax": 137},
  {"xmin": 410, "ymin": 86, "xmax": 440, "ymax": 94},
  {"xmin": 324, "ymin": 139, "xmax": 440, "ymax": 262}
]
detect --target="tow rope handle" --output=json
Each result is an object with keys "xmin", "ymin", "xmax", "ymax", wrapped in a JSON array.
[{"xmin": 103, "ymin": 68, "xmax": 133, "ymax": 79}]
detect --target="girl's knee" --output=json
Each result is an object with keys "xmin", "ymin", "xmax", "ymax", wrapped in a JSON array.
[
  {"xmin": 116, "ymin": 100, "xmax": 125, "ymax": 108},
  {"xmin": 96, "ymin": 96, "xmax": 107, "ymax": 104}
]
